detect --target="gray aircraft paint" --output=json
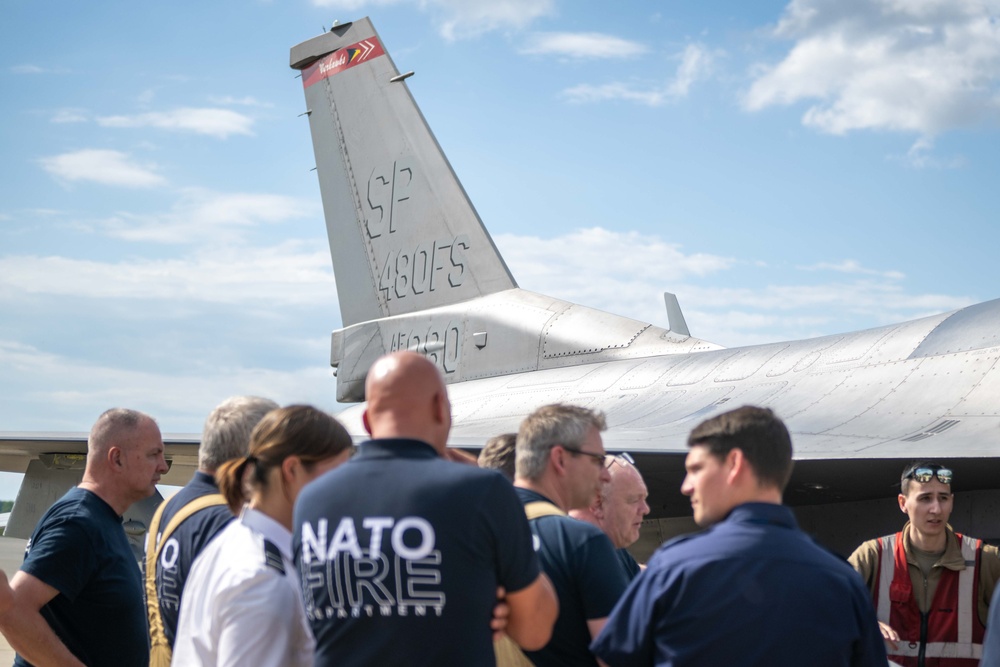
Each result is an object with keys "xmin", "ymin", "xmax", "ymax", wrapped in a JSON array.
[
  {"xmin": 1, "ymin": 18, "xmax": 998, "ymax": 558},
  {"xmin": 289, "ymin": 18, "xmax": 1000, "ymax": 557}
]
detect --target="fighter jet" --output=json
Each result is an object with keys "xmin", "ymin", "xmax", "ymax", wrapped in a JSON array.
[
  {"xmin": 2, "ymin": 18, "xmax": 997, "ymax": 557},
  {"xmin": 288, "ymin": 18, "xmax": 1000, "ymax": 555}
]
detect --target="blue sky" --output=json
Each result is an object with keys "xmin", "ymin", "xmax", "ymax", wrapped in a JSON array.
[{"xmin": 2, "ymin": 0, "xmax": 999, "ymax": 495}]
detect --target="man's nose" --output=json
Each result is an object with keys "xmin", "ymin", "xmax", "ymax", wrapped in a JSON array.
[{"xmin": 680, "ymin": 476, "xmax": 693, "ymax": 496}]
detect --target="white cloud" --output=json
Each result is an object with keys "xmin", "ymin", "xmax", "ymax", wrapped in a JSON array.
[
  {"xmin": 309, "ymin": 0, "xmax": 555, "ymax": 40},
  {"xmin": 92, "ymin": 189, "xmax": 318, "ymax": 244},
  {"xmin": 96, "ymin": 108, "xmax": 254, "ymax": 139},
  {"xmin": 668, "ymin": 44, "xmax": 715, "ymax": 97},
  {"xmin": 744, "ymin": 0, "xmax": 1000, "ymax": 135},
  {"xmin": 893, "ymin": 136, "xmax": 967, "ymax": 168},
  {"xmin": 0, "ymin": 339, "xmax": 339, "ymax": 432},
  {"xmin": 494, "ymin": 226, "xmax": 974, "ymax": 346},
  {"xmin": 39, "ymin": 149, "xmax": 166, "ymax": 188},
  {"xmin": 208, "ymin": 95, "xmax": 273, "ymax": 108},
  {"xmin": 10, "ymin": 64, "xmax": 67, "ymax": 74},
  {"xmin": 800, "ymin": 259, "xmax": 906, "ymax": 280},
  {"xmin": 519, "ymin": 32, "xmax": 648, "ymax": 60},
  {"xmin": 563, "ymin": 44, "xmax": 715, "ymax": 106},
  {"xmin": 0, "ymin": 242, "xmax": 334, "ymax": 305},
  {"xmin": 51, "ymin": 108, "xmax": 88, "ymax": 124}
]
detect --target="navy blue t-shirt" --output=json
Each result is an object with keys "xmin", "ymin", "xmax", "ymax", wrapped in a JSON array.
[
  {"xmin": 617, "ymin": 548, "xmax": 642, "ymax": 582},
  {"xmin": 293, "ymin": 438, "xmax": 540, "ymax": 667},
  {"xmin": 16, "ymin": 487, "xmax": 149, "ymax": 667},
  {"xmin": 591, "ymin": 503, "xmax": 889, "ymax": 667},
  {"xmin": 150, "ymin": 470, "xmax": 233, "ymax": 645},
  {"xmin": 515, "ymin": 487, "xmax": 628, "ymax": 667}
]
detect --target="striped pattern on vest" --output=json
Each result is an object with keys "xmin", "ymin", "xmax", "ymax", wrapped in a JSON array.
[{"xmin": 875, "ymin": 532, "xmax": 983, "ymax": 665}]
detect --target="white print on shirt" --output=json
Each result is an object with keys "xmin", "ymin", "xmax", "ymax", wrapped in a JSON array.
[
  {"xmin": 158, "ymin": 537, "xmax": 181, "ymax": 612},
  {"xmin": 300, "ymin": 516, "xmax": 445, "ymax": 620}
]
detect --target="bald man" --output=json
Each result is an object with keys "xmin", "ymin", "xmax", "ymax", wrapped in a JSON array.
[
  {"xmin": 293, "ymin": 351, "xmax": 557, "ymax": 667},
  {"xmin": 0, "ymin": 408, "xmax": 168, "ymax": 667},
  {"xmin": 571, "ymin": 455, "xmax": 651, "ymax": 581}
]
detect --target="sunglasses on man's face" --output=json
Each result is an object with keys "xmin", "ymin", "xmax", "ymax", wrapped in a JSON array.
[{"xmin": 904, "ymin": 466, "xmax": 953, "ymax": 485}]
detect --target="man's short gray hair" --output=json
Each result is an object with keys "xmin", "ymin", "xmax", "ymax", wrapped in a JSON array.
[
  {"xmin": 516, "ymin": 404, "xmax": 607, "ymax": 481},
  {"xmin": 199, "ymin": 396, "xmax": 279, "ymax": 472},
  {"xmin": 89, "ymin": 408, "xmax": 153, "ymax": 455}
]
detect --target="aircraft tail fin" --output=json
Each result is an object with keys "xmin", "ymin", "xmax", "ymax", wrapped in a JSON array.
[
  {"xmin": 291, "ymin": 20, "xmax": 721, "ymax": 402},
  {"xmin": 290, "ymin": 19, "xmax": 516, "ymax": 328}
]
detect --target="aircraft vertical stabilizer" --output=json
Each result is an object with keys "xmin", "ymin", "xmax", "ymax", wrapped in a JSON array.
[
  {"xmin": 290, "ymin": 19, "xmax": 516, "ymax": 327},
  {"xmin": 291, "ymin": 20, "xmax": 721, "ymax": 401}
]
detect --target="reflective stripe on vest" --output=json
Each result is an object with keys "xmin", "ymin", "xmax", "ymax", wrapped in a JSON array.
[
  {"xmin": 879, "ymin": 642, "xmax": 982, "ymax": 660},
  {"xmin": 874, "ymin": 532, "xmax": 983, "ymax": 667}
]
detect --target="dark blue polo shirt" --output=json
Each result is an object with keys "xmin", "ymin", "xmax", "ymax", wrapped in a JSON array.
[
  {"xmin": 515, "ymin": 487, "xmax": 628, "ymax": 667},
  {"xmin": 293, "ymin": 438, "xmax": 540, "ymax": 667},
  {"xmin": 151, "ymin": 470, "xmax": 233, "ymax": 645},
  {"xmin": 591, "ymin": 503, "xmax": 889, "ymax": 667},
  {"xmin": 16, "ymin": 487, "xmax": 149, "ymax": 667}
]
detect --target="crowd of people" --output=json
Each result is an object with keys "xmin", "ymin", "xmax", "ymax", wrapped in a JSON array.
[{"xmin": 0, "ymin": 349, "xmax": 998, "ymax": 666}]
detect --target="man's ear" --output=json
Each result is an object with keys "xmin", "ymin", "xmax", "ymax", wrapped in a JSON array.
[
  {"xmin": 725, "ymin": 448, "xmax": 745, "ymax": 485},
  {"xmin": 109, "ymin": 446, "xmax": 124, "ymax": 469},
  {"xmin": 898, "ymin": 493, "xmax": 908, "ymax": 514},
  {"xmin": 432, "ymin": 391, "xmax": 448, "ymax": 425},
  {"xmin": 362, "ymin": 409, "xmax": 372, "ymax": 436},
  {"xmin": 551, "ymin": 446, "xmax": 568, "ymax": 477},
  {"xmin": 591, "ymin": 495, "xmax": 604, "ymax": 519}
]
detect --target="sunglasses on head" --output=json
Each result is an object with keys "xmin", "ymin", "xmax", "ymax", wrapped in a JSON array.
[
  {"xmin": 904, "ymin": 465, "xmax": 953, "ymax": 485},
  {"xmin": 605, "ymin": 452, "xmax": 636, "ymax": 469}
]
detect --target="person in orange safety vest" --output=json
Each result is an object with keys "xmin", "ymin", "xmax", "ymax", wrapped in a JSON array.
[{"xmin": 849, "ymin": 462, "xmax": 1000, "ymax": 667}]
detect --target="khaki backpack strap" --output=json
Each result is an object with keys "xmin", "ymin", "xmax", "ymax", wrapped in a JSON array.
[
  {"xmin": 494, "ymin": 499, "xmax": 568, "ymax": 667},
  {"xmin": 145, "ymin": 493, "xmax": 227, "ymax": 667},
  {"xmin": 524, "ymin": 500, "xmax": 566, "ymax": 520}
]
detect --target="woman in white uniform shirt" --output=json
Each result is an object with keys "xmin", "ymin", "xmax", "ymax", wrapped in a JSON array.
[{"xmin": 172, "ymin": 405, "xmax": 352, "ymax": 667}]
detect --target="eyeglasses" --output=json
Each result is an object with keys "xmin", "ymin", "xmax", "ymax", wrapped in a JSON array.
[
  {"xmin": 605, "ymin": 452, "xmax": 636, "ymax": 469},
  {"xmin": 904, "ymin": 465, "xmax": 953, "ymax": 485},
  {"xmin": 559, "ymin": 444, "xmax": 607, "ymax": 467}
]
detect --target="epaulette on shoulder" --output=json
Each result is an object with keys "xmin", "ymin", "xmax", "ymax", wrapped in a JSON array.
[{"xmin": 263, "ymin": 539, "xmax": 285, "ymax": 575}]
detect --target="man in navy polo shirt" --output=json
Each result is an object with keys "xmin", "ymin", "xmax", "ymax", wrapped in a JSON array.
[
  {"xmin": 571, "ymin": 453, "xmax": 650, "ymax": 582},
  {"xmin": 591, "ymin": 405, "xmax": 888, "ymax": 667},
  {"xmin": 294, "ymin": 351, "xmax": 557, "ymax": 666},
  {"xmin": 0, "ymin": 408, "xmax": 169, "ymax": 667},
  {"xmin": 147, "ymin": 395, "xmax": 277, "ymax": 648},
  {"xmin": 514, "ymin": 403, "xmax": 629, "ymax": 667}
]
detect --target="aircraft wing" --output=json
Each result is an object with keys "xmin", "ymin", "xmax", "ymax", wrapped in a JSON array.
[{"xmin": 0, "ymin": 433, "xmax": 199, "ymax": 551}]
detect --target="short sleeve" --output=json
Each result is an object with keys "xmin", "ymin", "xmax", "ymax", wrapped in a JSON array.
[
  {"xmin": 482, "ymin": 475, "xmax": 540, "ymax": 594},
  {"xmin": 20, "ymin": 517, "xmax": 97, "ymax": 602},
  {"xmin": 590, "ymin": 567, "xmax": 664, "ymax": 667},
  {"xmin": 575, "ymin": 529, "xmax": 629, "ymax": 620}
]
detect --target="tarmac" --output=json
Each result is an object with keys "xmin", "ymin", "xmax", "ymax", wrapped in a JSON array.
[{"xmin": 0, "ymin": 537, "xmax": 26, "ymax": 663}]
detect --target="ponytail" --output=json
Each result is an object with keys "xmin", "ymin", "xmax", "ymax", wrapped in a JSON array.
[{"xmin": 216, "ymin": 405, "xmax": 352, "ymax": 513}]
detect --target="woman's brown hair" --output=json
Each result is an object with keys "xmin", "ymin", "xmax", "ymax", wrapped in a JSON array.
[{"xmin": 216, "ymin": 404, "xmax": 353, "ymax": 513}]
